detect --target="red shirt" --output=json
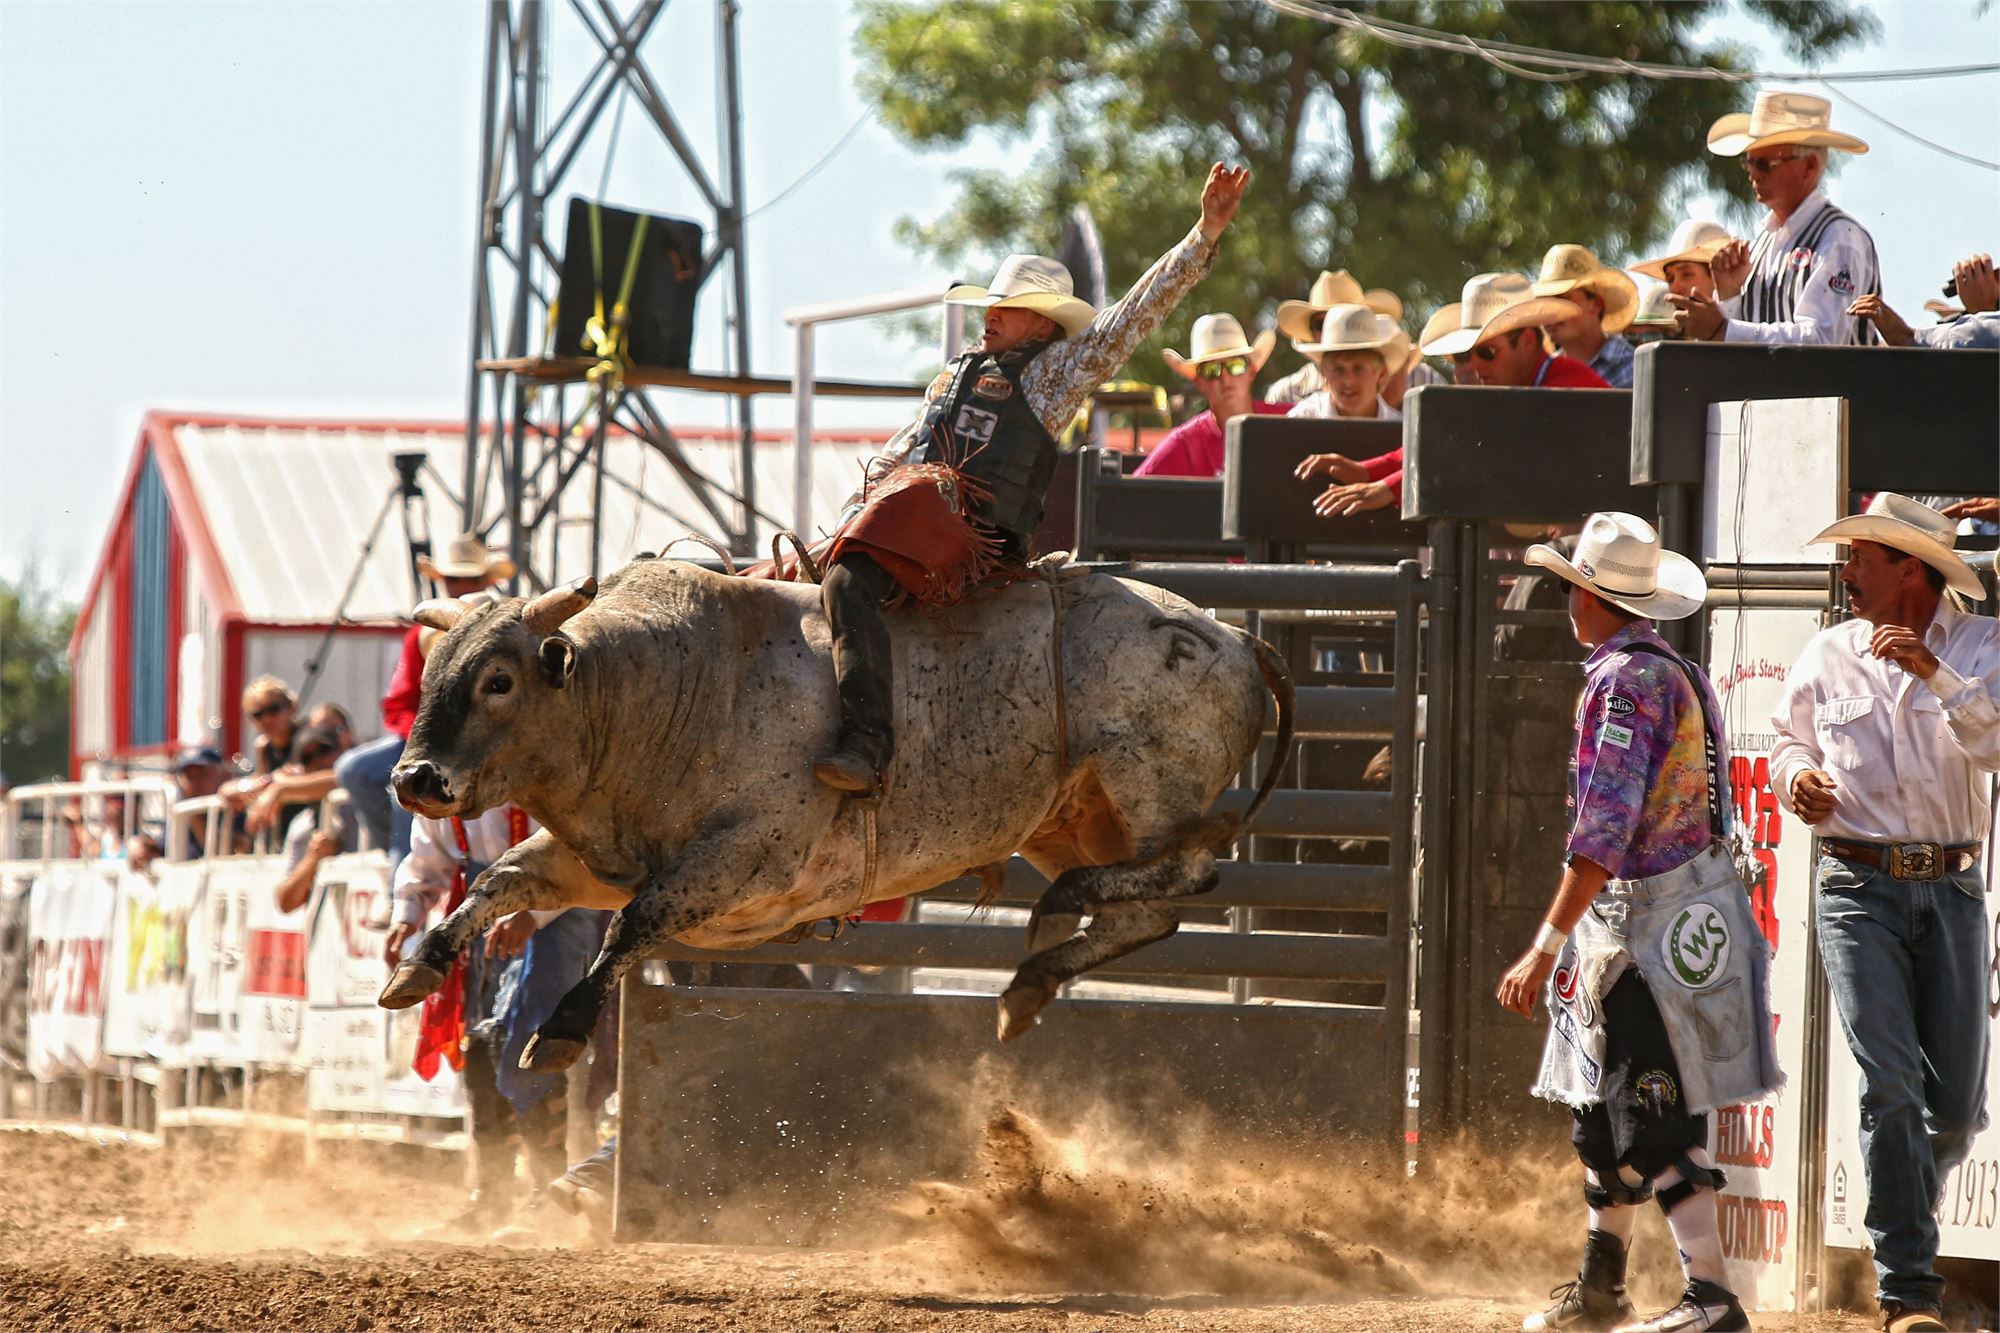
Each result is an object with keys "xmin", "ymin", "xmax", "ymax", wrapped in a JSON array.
[
  {"xmin": 382, "ymin": 626, "xmax": 424, "ymax": 739},
  {"xmin": 1532, "ymin": 353, "xmax": 1612, "ymax": 389},
  {"xmin": 1132, "ymin": 401, "xmax": 1289, "ymax": 478}
]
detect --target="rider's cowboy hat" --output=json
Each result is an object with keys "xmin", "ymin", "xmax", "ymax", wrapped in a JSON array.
[
  {"xmin": 1276, "ymin": 269, "xmax": 1402, "ymax": 342},
  {"xmin": 1419, "ymin": 274, "xmax": 1577, "ymax": 358},
  {"xmin": 1525, "ymin": 511, "xmax": 1707, "ymax": 620},
  {"xmin": 1707, "ymin": 89, "xmax": 1869, "ymax": 157},
  {"xmin": 1291, "ymin": 304, "xmax": 1413, "ymax": 370},
  {"xmin": 1162, "ymin": 312, "xmax": 1278, "ymax": 380},
  {"xmin": 1630, "ymin": 218, "xmax": 1735, "ymax": 283},
  {"xmin": 1533, "ymin": 244, "xmax": 1639, "ymax": 335},
  {"xmin": 1808, "ymin": 492, "xmax": 1986, "ymax": 601},
  {"xmin": 944, "ymin": 255, "xmax": 1096, "ymax": 338},
  {"xmin": 417, "ymin": 533, "xmax": 517, "ymax": 585}
]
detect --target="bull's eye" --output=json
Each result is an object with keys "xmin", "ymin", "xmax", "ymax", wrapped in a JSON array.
[{"xmin": 486, "ymin": 673, "xmax": 514, "ymax": 696}]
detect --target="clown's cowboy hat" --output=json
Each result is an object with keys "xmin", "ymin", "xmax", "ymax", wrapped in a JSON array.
[
  {"xmin": 1292, "ymin": 303, "xmax": 1413, "ymax": 368},
  {"xmin": 1419, "ymin": 274, "xmax": 1576, "ymax": 358},
  {"xmin": 417, "ymin": 533, "xmax": 517, "ymax": 584},
  {"xmin": 944, "ymin": 256, "xmax": 1096, "ymax": 338},
  {"xmin": 1707, "ymin": 89, "xmax": 1869, "ymax": 157},
  {"xmin": 1808, "ymin": 492, "xmax": 1986, "ymax": 601},
  {"xmin": 1533, "ymin": 244, "xmax": 1639, "ymax": 335},
  {"xmin": 1526, "ymin": 511, "xmax": 1707, "ymax": 620},
  {"xmin": 1162, "ymin": 313, "xmax": 1278, "ymax": 380},
  {"xmin": 1631, "ymin": 218, "xmax": 1735, "ymax": 283},
  {"xmin": 1277, "ymin": 269, "xmax": 1403, "ymax": 342}
]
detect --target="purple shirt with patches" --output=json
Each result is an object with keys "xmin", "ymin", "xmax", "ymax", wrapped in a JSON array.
[{"xmin": 1566, "ymin": 623, "xmax": 1732, "ymax": 881}]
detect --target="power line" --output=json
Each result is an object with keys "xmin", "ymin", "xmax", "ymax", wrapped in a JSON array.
[
  {"xmin": 1263, "ymin": 0, "xmax": 2000, "ymax": 85},
  {"xmin": 1817, "ymin": 81, "xmax": 2000, "ymax": 172}
]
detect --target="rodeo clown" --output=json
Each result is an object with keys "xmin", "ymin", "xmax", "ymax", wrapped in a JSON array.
[
  {"xmin": 807, "ymin": 162, "xmax": 1249, "ymax": 794},
  {"xmin": 1497, "ymin": 513, "xmax": 1782, "ymax": 1333}
]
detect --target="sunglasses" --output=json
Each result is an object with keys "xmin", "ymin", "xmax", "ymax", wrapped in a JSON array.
[
  {"xmin": 1745, "ymin": 153, "xmax": 1802, "ymax": 174},
  {"xmin": 250, "ymin": 703, "xmax": 288, "ymax": 720},
  {"xmin": 1197, "ymin": 356, "xmax": 1251, "ymax": 380},
  {"xmin": 1450, "ymin": 343, "xmax": 1505, "ymax": 365}
]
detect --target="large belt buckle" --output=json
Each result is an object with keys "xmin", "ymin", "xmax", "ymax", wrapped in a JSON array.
[{"xmin": 1889, "ymin": 842, "xmax": 1943, "ymax": 882}]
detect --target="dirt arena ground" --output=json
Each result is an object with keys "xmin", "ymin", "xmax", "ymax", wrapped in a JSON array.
[{"xmin": 1, "ymin": 1112, "xmax": 1899, "ymax": 1333}]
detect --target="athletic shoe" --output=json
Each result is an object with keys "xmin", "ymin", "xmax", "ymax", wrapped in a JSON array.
[{"xmin": 1618, "ymin": 1278, "xmax": 1750, "ymax": 1332}]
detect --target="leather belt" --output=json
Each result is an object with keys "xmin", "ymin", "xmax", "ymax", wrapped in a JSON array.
[{"xmin": 1823, "ymin": 838, "xmax": 1980, "ymax": 882}]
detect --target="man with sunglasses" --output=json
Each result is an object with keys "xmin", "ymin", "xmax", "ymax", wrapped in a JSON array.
[
  {"xmin": 1677, "ymin": 90, "xmax": 1877, "ymax": 345},
  {"xmin": 1421, "ymin": 274, "xmax": 1611, "ymax": 391},
  {"xmin": 1134, "ymin": 312, "xmax": 1286, "ymax": 478}
]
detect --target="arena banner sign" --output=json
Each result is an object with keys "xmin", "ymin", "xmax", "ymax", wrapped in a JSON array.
[
  {"xmin": 25, "ymin": 863, "xmax": 120, "ymax": 1079},
  {"xmin": 101, "ymin": 864, "xmax": 198, "ymax": 1062},
  {"xmin": 1821, "ymin": 774, "xmax": 2000, "ymax": 1264},
  {"xmin": 1707, "ymin": 607, "xmax": 1824, "ymax": 1310},
  {"xmin": 304, "ymin": 853, "xmax": 464, "ymax": 1119},
  {"xmin": 184, "ymin": 858, "xmax": 309, "ymax": 1067}
]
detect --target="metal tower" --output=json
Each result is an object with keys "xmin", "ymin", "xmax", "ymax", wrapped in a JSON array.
[{"xmin": 458, "ymin": 0, "xmax": 760, "ymax": 588}]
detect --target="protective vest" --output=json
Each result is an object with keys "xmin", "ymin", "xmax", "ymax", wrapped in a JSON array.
[{"xmin": 905, "ymin": 340, "xmax": 1059, "ymax": 542}]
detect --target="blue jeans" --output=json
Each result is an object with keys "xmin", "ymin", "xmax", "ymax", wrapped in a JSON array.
[
  {"xmin": 334, "ymin": 733, "xmax": 410, "ymax": 864},
  {"xmin": 1815, "ymin": 853, "xmax": 1991, "ymax": 1310}
]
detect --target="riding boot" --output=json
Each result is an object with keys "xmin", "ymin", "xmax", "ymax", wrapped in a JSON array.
[{"xmin": 812, "ymin": 553, "xmax": 897, "ymax": 793}]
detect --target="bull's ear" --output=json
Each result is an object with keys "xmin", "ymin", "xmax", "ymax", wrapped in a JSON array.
[
  {"xmin": 523, "ymin": 576, "xmax": 597, "ymax": 635},
  {"xmin": 413, "ymin": 599, "xmax": 466, "ymax": 632},
  {"xmin": 538, "ymin": 634, "xmax": 577, "ymax": 689}
]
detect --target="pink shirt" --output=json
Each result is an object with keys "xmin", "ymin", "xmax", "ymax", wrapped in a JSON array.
[{"xmin": 1132, "ymin": 401, "xmax": 1290, "ymax": 478}]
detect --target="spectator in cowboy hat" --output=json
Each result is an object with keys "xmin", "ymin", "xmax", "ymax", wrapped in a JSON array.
[
  {"xmin": 337, "ymin": 533, "xmax": 516, "ymax": 864},
  {"xmin": 1421, "ymin": 274, "xmax": 1610, "ymax": 389},
  {"xmin": 1533, "ymin": 244, "xmax": 1641, "ymax": 387},
  {"xmin": 1417, "ymin": 303, "xmax": 1477, "ymax": 384},
  {"xmin": 1769, "ymin": 493, "xmax": 1996, "ymax": 1333},
  {"xmin": 1677, "ymin": 90, "xmax": 1877, "ymax": 345},
  {"xmin": 1630, "ymin": 218, "xmax": 1734, "ymax": 304},
  {"xmin": 1287, "ymin": 303, "xmax": 1412, "ymax": 518},
  {"xmin": 1132, "ymin": 313, "xmax": 1284, "ymax": 477},
  {"xmin": 1266, "ymin": 269, "xmax": 1402, "ymax": 406}
]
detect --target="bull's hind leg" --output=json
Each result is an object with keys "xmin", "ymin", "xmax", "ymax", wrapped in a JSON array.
[
  {"xmin": 379, "ymin": 831, "xmax": 600, "ymax": 1009},
  {"xmin": 1000, "ymin": 841, "xmax": 1221, "ymax": 1042}
]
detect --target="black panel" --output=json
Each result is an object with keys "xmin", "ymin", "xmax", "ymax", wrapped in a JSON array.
[
  {"xmin": 1222, "ymin": 416, "xmax": 1412, "ymax": 544},
  {"xmin": 1403, "ymin": 385, "xmax": 1651, "ymax": 522},
  {"xmin": 554, "ymin": 197, "xmax": 706, "ymax": 371},
  {"xmin": 1632, "ymin": 342, "xmax": 1999, "ymax": 491}
]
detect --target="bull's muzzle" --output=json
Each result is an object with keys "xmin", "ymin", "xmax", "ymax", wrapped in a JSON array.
[{"xmin": 391, "ymin": 759, "xmax": 455, "ymax": 814}]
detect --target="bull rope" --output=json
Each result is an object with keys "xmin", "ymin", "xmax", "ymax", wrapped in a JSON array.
[{"xmin": 1030, "ymin": 552, "xmax": 1082, "ymax": 788}]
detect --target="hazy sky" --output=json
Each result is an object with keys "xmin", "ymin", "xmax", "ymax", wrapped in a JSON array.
[{"xmin": 3, "ymin": 1, "xmax": 1996, "ymax": 601}]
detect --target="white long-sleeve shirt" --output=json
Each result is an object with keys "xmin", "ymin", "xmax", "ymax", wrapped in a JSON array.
[
  {"xmin": 1769, "ymin": 604, "xmax": 2000, "ymax": 844},
  {"xmin": 391, "ymin": 805, "xmax": 554, "ymax": 927},
  {"xmin": 1718, "ymin": 188, "xmax": 1879, "ymax": 347}
]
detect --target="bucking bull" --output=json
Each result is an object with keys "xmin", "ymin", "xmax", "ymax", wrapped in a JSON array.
[{"xmin": 377, "ymin": 557, "xmax": 1292, "ymax": 1068}]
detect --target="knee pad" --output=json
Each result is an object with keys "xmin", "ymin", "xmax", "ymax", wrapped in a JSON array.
[
  {"xmin": 1652, "ymin": 1153, "xmax": 1728, "ymax": 1214},
  {"xmin": 1583, "ymin": 1166, "xmax": 1654, "ymax": 1209}
]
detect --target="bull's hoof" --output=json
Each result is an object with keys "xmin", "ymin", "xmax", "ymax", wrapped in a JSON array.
[
  {"xmin": 1024, "ymin": 908, "xmax": 1082, "ymax": 954},
  {"xmin": 520, "ymin": 1033, "xmax": 587, "ymax": 1073},
  {"xmin": 996, "ymin": 980, "xmax": 1058, "ymax": 1043},
  {"xmin": 378, "ymin": 961, "xmax": 447, "ymax": 1010}
]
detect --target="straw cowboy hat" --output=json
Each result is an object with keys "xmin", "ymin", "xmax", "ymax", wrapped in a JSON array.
[
  {"xmin": 1416, "ymin": 303, "xmax": 1462, "ymax": 357},
  {"xmin": 417, "ymin": 533, "xmax": 517, "ymax": 584},
  {"xmin": 1162, "ymin": 312, "xmax": 1278, "ymax": 380},
  {"xmin": 944, "ymin": 255, "xmax": 1096, "ymax": 338},
  {"xmin": 1533, "ymin": 244, "xmax": 1639, "ymax": 335},
  {"xmin": 1420, "ymin": 274, "xmax": 1577, "ymax": 358},
  {"xmin": 1630, "ymin": 218, "xmax": 1735, "ymax": 283},
  {"xmin": 1526, "ymin": 512, "xmax": 1707, "ymax": 620},
  {"xmin": 1707, "ymin": 89, "xmax": 1869, "ymax": 157},
  {"xmin": 1808, "ymin": 493, "xmax": 1986, "ymax": 600},
  {"xmin": 1292, "ymin": 302, "xmax": 1413, "ymax": 366},
  {"xmin": 1277, "ymin": 269, "xmax": 1403, "ymax": 342}
]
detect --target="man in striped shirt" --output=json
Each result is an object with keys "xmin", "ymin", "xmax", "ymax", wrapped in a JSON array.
[{"xmin": 1675, "ymin": 90, "xmax": 1877, "ymax": 346}]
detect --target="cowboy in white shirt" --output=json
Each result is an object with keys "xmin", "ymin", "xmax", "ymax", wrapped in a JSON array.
[
  {"xmin": 1769, "ymin": 494, "xmax": 1997, "ymax": 1333},
  {"xmin": 1676, "ymin": 90, "xmax": 1878, "ymax": 346}
]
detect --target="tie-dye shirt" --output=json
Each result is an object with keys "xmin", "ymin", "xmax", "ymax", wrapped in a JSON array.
[{"xmin": 1566, "ymin": 623, "xmax": 1733, "ymax": 881}]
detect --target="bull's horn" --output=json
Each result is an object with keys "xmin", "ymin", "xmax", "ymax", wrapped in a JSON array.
[
  {"xmin": 412, "ymin": 599, "xmax": 466, "ymax": 632},
  {"xmin": 522, "ymin": 576, "xmax": 597, "ymax": 635}
]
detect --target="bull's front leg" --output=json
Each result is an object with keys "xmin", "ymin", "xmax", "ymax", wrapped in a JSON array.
[
  {"xmin": 378, "ymin": 829, "xmax": 606, "ymax": 1010},
  {"xmin": 518, "ymin": 824, "xmax": 785, "ymax": 1073}
]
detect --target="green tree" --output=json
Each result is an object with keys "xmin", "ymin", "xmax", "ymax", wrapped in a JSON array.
[
  {"xmin": 855, "ymin": 0, "xmax": 1876, "ymax": 382},
  {"xmin": 0, "ymin": 569, "xmax": 78, "ymax": 786}
]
